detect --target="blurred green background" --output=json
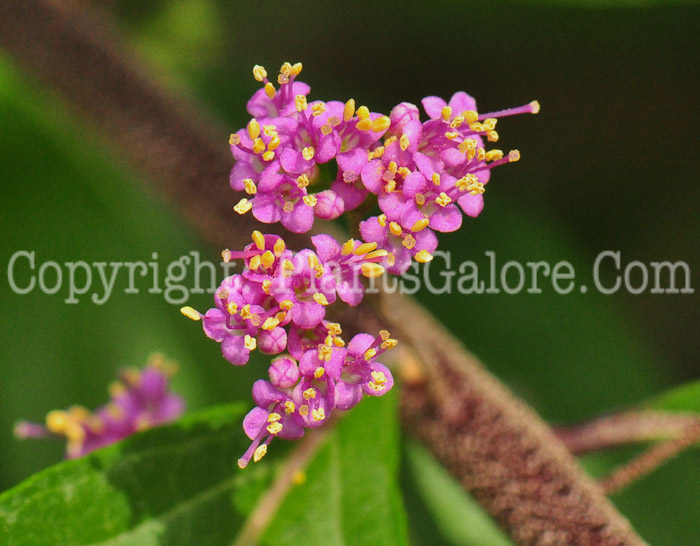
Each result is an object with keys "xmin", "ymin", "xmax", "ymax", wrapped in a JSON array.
[{"xmin": 1, "ymin": 1, "xmax": 699, "ymax": 544}]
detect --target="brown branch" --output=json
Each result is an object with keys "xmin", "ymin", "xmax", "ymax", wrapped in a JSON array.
[
  {"xmin": 0, "ymin": 2, "xmax": 647, "ymax": 544},
  {"xmin": 555, "ymin": 411, "xmax": 700, "ymax": 455},
  {"xmin": 600, "ymin": 421, "xmax": 700, "ymax": 495}
]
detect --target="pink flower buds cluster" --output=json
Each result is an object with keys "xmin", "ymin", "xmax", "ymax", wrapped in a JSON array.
[
  {"xmin": 184, "ymin": 62, "xmax": 536, "ymax": 467},
  {"xmin": 15, "ymin": 355, "xmax": 184, "ymax": 458}
]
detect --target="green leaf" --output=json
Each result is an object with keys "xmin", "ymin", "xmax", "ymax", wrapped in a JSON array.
[
  {"xmin": 261, "ymin": 389, "xmax": 408, "ymax": 546},
  {"xmin": 646, "ymin": 380, "xmax": 700, "ymax": 413},
  {"xmin": 402, "ymin": 440, "xmax": 514, "ymax": 546}
]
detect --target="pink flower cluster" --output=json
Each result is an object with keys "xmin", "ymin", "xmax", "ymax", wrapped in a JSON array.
[
  {"xmin": 230, "ymin": 62, "xmax": 538, "ymax": 274},
  {"xmin": 183, "ymin": 62, "xmax": 536, "ymax": 468},
  {"xmin": 15, "ymin": 355, "xmax": 184, "ymax": 458}
]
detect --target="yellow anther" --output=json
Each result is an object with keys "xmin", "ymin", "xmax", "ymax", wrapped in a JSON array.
[
  {"xmin": 280, "ymin": 299, "xmax": 294, "ymax": 311},
  {"xmin": 262, "ymin": 317, "xmax": 280, "ymax": 331},
  {"xmin": 441, "ymin": 106, "xmax": 453, "ymax": 121},
  {"xmin": 372, "ymin": 116, "xmax": 391, "ymax": 132},
  {"xmin": 280, "ymin": 62, "xmax": 293, "ymax": 76},
  {"xmin": 353, "ymin": 241, "xmax": 377, "ymax": 255},
  {"xmin": 483, "ymin": 118, "xmax": 498, "ymax": 131},
  {"xmin": 324, "ymin": 334, "xmax": 334, "ymax": 347},
  {"xmin": 312, "ymin": 102, "xmax": 326, "ymax": 116},
  {"xmin": 364, "ymin": 348, "xmax": 377, "ymax": 360},
  {"xmin": 328, "ymin": 116, "xmax": 341, "ymax": 127},
  {"xmin": 334, "ymin": 337, "xmax": 345, "ymax": 348},
  {"xmin": 247, "ymin": 119, "xmax": 261, "ymax": 140},
  {"xmin": 253, "ymin": 444, "xmax": 267, "ymax": 463},
  {"xmin": 273, "ymin": 238, "xmax": 286, "ymax": 257},
  {"xmin": 251, "ymin": 230, "xmax": 266, "ymax": 250},
  {"xmin": 263, "ymin": 124, "xmax": 277, "ymax": 137},
  {"xmin": 314, "ymin": 367, "xmax": 325, "ymax": 379},
  {"xmin": 227, "ymin": 302, "xmax": 238, "ymax": 315},
  {"xmin": 252, "ymin": 65, "xmax": 267, "ymax": 82},
  {"xmin": 180, "ymin": 306, "xmax": 201, "ymax": 321},
  {"xmin": 361, "ymin": 263, "xmax": 385, "ymax": 278},
  {"xmin": 445, "ymin": 131, "xmax": 458, "ymax": 140},
  {"xmin": 318, "ymin": 344, "xmax": 333, "ymax": 362},
  {"xmin": 302, "ymin": 195, "xmax": 318, "ymax": 207},
  {"xmin": 285, "ymin": 401, "xmax": 296, "ymax": 414},
  {"xmin": 221, "ymin": 249, "xmax": 232, "ymax": 263},
  {"xmin": 464, "ymin": 110, "xmax": 479, "ymax": 123},
  {"xmin": 303, "ymin": 388, "xmax": 317, "ymax": 400},
  {"xmin": 264, "ymin": 82, "xmax": 276, "ymax": 99},
  {"xmin": 243, "ymin": 178, "xmax": 257, "ymax": 195},
  {"xmin": 509, "ymin": 149, "xmax": 521, "ymax": 162},
  {"xmin": 356, "ymin": 105, "xmax": 370, "ymax": 119},
  {"xmin": 326, "ymin": 322, "xmax": 342, "ymax": 335},
  {"xmin": 387, "ymin": 161, "xmax": 398, "ymax": 175},
  {"xmin": 46, "ymin": 410, "xmax": 69, "ymax": 434},
  {"xmin": 402, "ymin": 235, "xmax": 416, "ymax": 249},
  {"xmin": 487, "ymin": 130, "xmax": 499, "ymax": 142},
  {"xmin": 268, "ymin": 412, "xmax": 282, "ymax": 422},
  {"xmin": 415, "ymin": 193, "xmax": 426, "ymax": 205},
  {"xmin": 415, "ymin": 250, "xmax": 434, "ymax": 263},
  {"xmin": 296, "ymin": 174, "xmax": 310, "ymax": 188},
  {"xmin": 295, "ymin": 95, "xmax": 308, "ymax": 112},
  {"xmin": 459, "ymin": 139, "xmax": 477, "ymax": 154},
  {"xmin": 389, "ymin": 222, "xmax": 403, "ymax": 237},
  {"xmin": 291, "ymin": 62, "xmax": 303, "ymax": 75},
  {"xmin": 244, "ymin": 335, "xmax": 257, "ymax": 351},
  {"xmin": 218, "ymin": 288, "xmax": 230, "ymax": 300},
  {"xmin": 530, "ymin": 100, "xmax": 541, "ymax": 114},
  {"xmin": 485, "ymin": 149, "xmax": 504, "ymax": 162},
  {"xmin": 240, "ymin": 305, "xmax": 253, "ymax": 319},
  {"xmin": 343, "ymin": 98, "xmax": 356, "ymax": 121},
  {"xmin": 477, "ymin": 148, "xmax": 486, "ymax": 161},
  {"xmin": 379, "ymin": 329, "xmax": 391, "ymax": 341},
  {"xmin": 249, "ymin": 255, "xmax": 262, "ymax": 270},
  {"xmin": 277, "ymin": 73, "xmax": 289, "ymax": 85},
  {"xmin": 260, "ymin": 250, "xmax": 275, "ymax": 269},
  {"xmin": 313, "ymin": 293, "xmax": 329, "ymax": 306},
  {"xmin": 381, "ymin": 338, "xmax": 398, "ymax": 350},
  {"xmin": 234, "ymin": 198, "xmax": 252, "ymax": 214},
  {"xmin": 262, "ymin": 150, "xmax": 275, "ymax": 162},
  {"xmin": 365, "ymin": 249, "xmax": 388, "ymax": 260},
  {"xmin": 411, "ymin": 218, "xmax": 430, "ymax": 232},
  {"xmin": 450, "ymin": 116, "xmax": 464, "ymax": 128},
  {"xmin": 431, "ymin": 172, "xmax": 441, "ymax": 186},
  {"xmin": 281, "ymin": 259, "xmax": 295, "ymax": 275},
  {"xmin": 283, "ymin": 201, "xmax": 295, "ymax": 213},
  {"xmin": 262, "ymin": 279, "xmax": 271, "ymax": 295},
  {"xmin": 435, "ymin": 192, "xmax": 452, "ymax": 207},
  {"xmin": 267, "ymin": 422, "xmax": 283, "ymax": 435},
  {"xmin": 386, "ymin": 253, "xmax": 396, "ymax": 267},
  {"xmin": 267, "ymin": 135, "xmax": 281, "ymax": 151},
  {"xmin": 469, "ymin": 122, "xmax": 485, "ymax": 132},
  {"xmin": 371, "ymin": 370, "xmax": 387, "ymax": 384},
  {"xmin": 356, "ymin": 118, "xmax": 373, "ymax": 131},
  {"xmin": 377, "ymin": 214, "xmax": 387, "ymax": 227},
  {"xmin": 312, "ymin": 408, "xmax": 326, "ymax": 422},
  {"xmin": 253, "ymin": 138, "xmax": 265, "ymax": 155},
  {"xmin": 275, "ymin": 311, "xmax": 287, "ymax": 323},
  {"xmin": 321, "ymin": 125, "xmax": 333, "ymax": 136},
  {"xmin": 229, "ymin": 133, "xmax": 240, "ymax": 146},
  {"xmin": 398, "ymin": 167, "xmax": 412, "ymax": 178},
  {"xmin": 341, "ymin": 239, "xmax": 356, "ymax": 256},
  {"xmin": 302, "ymin": 146, "xmax": 315, "ymax": 161}
]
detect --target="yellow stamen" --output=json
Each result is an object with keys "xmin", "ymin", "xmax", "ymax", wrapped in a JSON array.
[
  {"xmin": 415, "ymin": 250, "xmax": 434, "ymax": 263},
  {"xmin": 326, "ymin": 322, "xmax": 342, "ymax": 336},
  {"xmin": 415, "ymin": 193, "xmax": 426, "ymax": 205},
  {"xmin": 302, "ymin": 195, "xmax": 318, "ymax": 207},
  {"xmin": 251, "ymin": 230, "xmax": 265, "ymax": 250},
  {"xmin": 267, "ymin": 135, "xmax": 281, "ymax": 151},
  {"xmin": 262, "ymin": 279, "xmax": 271, "ymax": 294},
  {"xmin": 364, "ymin": 348, "xmax": 377, "ymax": 360},
  {"xmin": 244, "ymin": 335, "xmax": 257, "ymax": 351},
  {"xmin": 435, "ymin": 192, "xmax": 452, "ymax": 207},
  {"xmin": 295, "ymin": 95, "xmax": 308, "ymax": 112},
  {"xmin": 341, "ymin": 239, "xmax": 356, "ymax": 255},
  {"xmin": 389, "ymin": 222, "xmax": 403, "ymax": 237},
  {"xmin": 450, "ymin": 116, "xmax": 464, "ymax": 128},
  {"xmin": 273, "ymin": 238, "xmax": 286, "ymax": 256},
  {"xmin": 386, "ymin": 253, "xmax": 396, "ymax": 267},
  {"xmin": 296, "ymin": 174, "xmax": 310, "ymax": 188},
  {"xmin": 234, "ymin": 198, "xmax": 252, "ymax": 214},
  {"xmin": 487, "ymin": 130, "xmax": 499, "ymax": 142},
  {"xmin": 353, "ymin": 241, "xmax": 377, "ymax": 255},
  {"xmin": 312, "ymin": 408, "xmax": 326, "ymax": 422},
  {"xmin": 244, "ymin": 178, "xmax": 257, "ymax": 195},
  {"xmin": 268, "ymin": 412, "xmax": 282, "ymax": 422},
  {"xmin": 530, "ymin": 100, "xmax": 541, "ymax": 114},
  {"xmin": 485, "ymin": 149, "xmax": 504, "ymax": 162},
  {"xmin": 249, "ymin": 255, "xmax": 262, "ymax": 270},
  {"xmin": 312, "ymin": 102, "xmax": 326, "ymax": 116},
  {"xmin": 267, "ymin": 422, "xmax": 283, "ymax": 435},
  {"xmin": 262, "ymin": 151, "xmax": 275, "ymax": 162},
  {"xmin": 372, "ymin": 116, "xmax": 391, "ymax": 132},
  {"xmin": 227, "ymin": 302, "xmax": 238, "ymax": 315},
  {"xmin": 253, "ymin": 444, "xmax": 267, "ymax": 463},
  {"xmin": 402, "ymin": 235, "xmax": 416, "ymax": 249},
  {"xmin": 361, "ymin": 263, "xmax": 385, "ymax": 278},
  {"xmin": 343, "ymin": 98, "xmax": 356, "ymax": 121},
  {"xmin": 283, "ymin": 201, "xmax": 295, "ymax": 213},
  {"xmin": 280, "ymin": 299, "xmax": 294, "ymax": 311},
  {"xmin": 464, "ymin": 110, "xmax": 479, "ymax": 123},
  {"xmin": 291, "ymin": 62, "xmax": 303, "ymax": 75},
  {"xmin": 313, "ymin": 293, "xmax": 329, "ymax": 306},
  {"xmin": 509, "ymin": 149, "xmax": 521, "ymax": 162},
  {"xmin": 285, "ymin": 401, "xmax": 296, "ymax": 414},
  {"xmin": 261, "ymin": 250, "xmax": 275, "ymax": 269},
  {"xmin": 378, "ymin": 214, "xmax": 387, "ymax": 227},
  {"xmin": 262, "ymin": 317, "xmax": 280, "ymax": 330},
  {"xmin": 356, "ymin": 105, "xmax": 370, "ymax": 119},
  {"xmin": 381, "ymin": 338, "xmax": 398, "ymax": 350},
  {"xmin": 379, "ymin": 329, "xmax": 391, "ymax": 341},
  {"xmin": 180, "ymin": 306, "xmax": 201, "ymax": 321},
  {"xmin": 302, "ymin": 146, "xmax": 315, "ymax": 161},
  {"xmin": 247, "ymin": 119, "xmax": 261, "ymax": 140},
  {"xmin": 252, "ymin": 138, "xmax": 265, "ymax": 155},
  {"xmin": 441, "ymin": 106, "xmax": 452, "ymax": 121},
  {"xmin": 431, "ymin": 173, "xmax": 441, "ymax": 186},
  {"xmin": 483, "ymin": 118, "xmax": 498, "ymax": 131},
  {"xmin": 365, "ymin": 249, "xmax": 388, "ymax": 260},
  {"xmin": 303, "ymin": 388, "xmax": 316, "ymax": 400},
  {"xmin": 399, "ymin": 133, "xmax": 410, "ymax": 151},
  {"xmin": 356, "ymin": 118, "xmax": 373, "ymax": 131},
  {"xmin": 252, "ymin": 65, "xmax": 267, "ymax": 82},
  {"xmin": 411, "ymin": 218, "xmax": 430, "ymax": 232},
  {"xmin": 314, "ymin": 367, "xmax": 325, "ymax": 379},
  {"xmin": 263, "ymin": 124, "xmax": 277, "ymax": 137},
  {"xmin": 444, "ymin": 131, "xmax": 458, "ymax": 140},
  {"xmin": 264, "ymin": 82, "xmax": 276, "ymax": 99},
  {"xmin": 229, "ymin": 133, "xmax": 240, "ymax": 146},
  {"xmin": 321, "ymin": 125, "xmax": 333, "ymax": 136}
]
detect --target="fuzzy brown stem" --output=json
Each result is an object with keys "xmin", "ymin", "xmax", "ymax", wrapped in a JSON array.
[{"xmin": 0, "ymin": 2, "xmax": 646, "ymax": 544}]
